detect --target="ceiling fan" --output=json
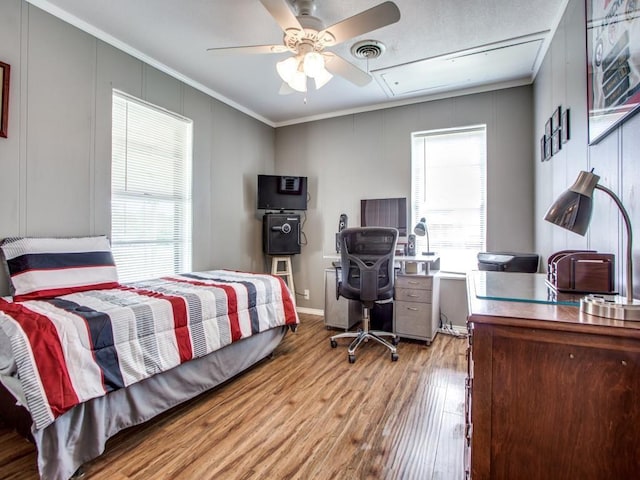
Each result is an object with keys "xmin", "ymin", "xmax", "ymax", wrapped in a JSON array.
[{"xmin": 207, "ymin": 0, "xmax": 401, "ymax": 93}]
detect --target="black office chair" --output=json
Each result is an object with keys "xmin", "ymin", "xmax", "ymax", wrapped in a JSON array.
[{"xmin": 330, "ymin": 227, "xmax": 399, "ymax": 363}]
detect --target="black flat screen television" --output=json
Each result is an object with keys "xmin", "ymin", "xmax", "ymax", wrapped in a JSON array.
[
  {"xmin": 360, "ymin": 197, "xmax": 407, "ymax": 237},
  {"xmin": 257, "ymin": 174, "xmax": 308, "ymax": 211}
]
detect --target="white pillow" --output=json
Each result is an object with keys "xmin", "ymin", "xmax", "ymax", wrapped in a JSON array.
[{"xmin": 0, "ymin": 236, "xmax": 119, "ymax": 301}]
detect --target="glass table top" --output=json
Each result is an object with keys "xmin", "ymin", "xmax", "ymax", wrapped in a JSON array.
[{"xmin": 472, "ymin": 271, "xmax": 582, "ymax": 306}]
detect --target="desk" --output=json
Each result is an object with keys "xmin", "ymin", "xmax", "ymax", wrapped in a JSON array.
[
  {"xmin": 323, "ymin": 254, "xmax": 440, "ymax": 273},
  {"xmin": 466, "ymin": 271, "xmax": 640, "ymax": 479},
  {"xmin": 395, "ymin": 254, "xmax": 440, "ymax": 274},
  {"xmin": 323, "ymin": 254, "xmax": 441, "ymax": 344}
]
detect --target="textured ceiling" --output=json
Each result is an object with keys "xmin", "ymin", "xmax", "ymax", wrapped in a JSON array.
[{"xmin": 28, "ymin": 0, "xmax": 569, "ymax": 126}]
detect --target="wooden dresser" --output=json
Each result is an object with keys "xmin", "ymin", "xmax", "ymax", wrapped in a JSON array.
[{"xmin": 465, "ymin": 272, "xmax": 640, "ymax": 480}]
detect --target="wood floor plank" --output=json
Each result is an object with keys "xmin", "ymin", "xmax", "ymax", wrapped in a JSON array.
[{"xmin": 0, "ymin": 314, "xmax": 467, "ymax": 479}]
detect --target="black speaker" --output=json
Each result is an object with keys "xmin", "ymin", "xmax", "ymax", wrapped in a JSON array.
[
  {"xmin": 263, "ymin": 214, "xmax": 301, "ymax": 255},
  {"xmin": 406, "ymin": 234, "xmax": 416, "ymax": 256},
  {"xmin": 336, "ymin": 213, "xmax": 348, "ymax": 253}
]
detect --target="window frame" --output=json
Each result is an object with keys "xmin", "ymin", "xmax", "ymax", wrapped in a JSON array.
[
  {"xmin": 111, "ymin": 90, "xmax": 193, "ymax": 282},
  {"xmin": 411, "ymin": 124, "xmax": 487, "ymax": 273}
]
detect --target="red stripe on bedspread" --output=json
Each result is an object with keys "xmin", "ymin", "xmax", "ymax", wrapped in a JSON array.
[
  {"xmin": 275, "ymin": 276, "xmax": 298, "ymax": 326},
  {"xmin": 221, "ymin": 270, "xmax": 298, "ymax": 327},
  {"xmin": 164, "ymin": 278, "xmax": 242, "ymax": 342},
  {"xmin": 0, "ymin": 298, "xmax": 79, "ymax": 417},
  {"xmin": 117, "ymin": 286, "xmax": 193, "ymax": 363},
  {"xmin": 13, "ymin": 281, "xmax": 120, "ymax": 302}
]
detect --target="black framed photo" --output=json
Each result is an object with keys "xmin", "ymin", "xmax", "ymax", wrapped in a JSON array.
[
  {"xmin": 552, "ymin": 106, "xmax": 562, "ymax": 132},
  {"xmin": 545, "ymin": 117, "xmax": 552, "ymax": 138},
  {"xmin": 561, "ymin": 108, "xmax": 570, "ymax": 143},
  {"xmin": 540, "ymin": 135, "xmax": 547, "ymax": 162},
  {"xmin": 586, "ymin": 0, "xmax": 640, "ymax": 144},
  {"xmin": 0, "ymin": 61, "xmax": 9, "ymax": 138},
  {"xmin": 544, "ymin": 135, "xmax": 552, "ymax": 159},
  {"xmin": 551, "ymin": 130, "xmax": 562, "ymax": 155}
]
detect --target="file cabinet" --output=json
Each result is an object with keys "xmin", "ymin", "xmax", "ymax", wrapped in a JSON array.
[{"xmin": 393, "ymin": 273, "xmax": 440, "ymax": 345}]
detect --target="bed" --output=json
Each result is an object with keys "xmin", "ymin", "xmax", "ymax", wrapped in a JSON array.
[{"xmin": 0, "ymin": 236, "xmax": 299, "ymax": 480}]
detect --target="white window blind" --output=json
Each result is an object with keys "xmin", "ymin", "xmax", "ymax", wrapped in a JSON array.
[
  {"xmin": 411, "ymin": 125, "xmax": 487, "ymax": 273},
  {"xmin": 111, "ymin": 91, "xmax": 193, "ymax": 282}
]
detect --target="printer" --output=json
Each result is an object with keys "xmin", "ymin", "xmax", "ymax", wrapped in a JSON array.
[{"xmin": 477, "ymin": 252, "xmax": 539, "ymax": 273}]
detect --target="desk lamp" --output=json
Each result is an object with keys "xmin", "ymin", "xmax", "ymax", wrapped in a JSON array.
[
  {"xmin": 544, "ymin": 170, "xmax": 640, "ymax": 320},
  {"xmin": 414, "ymin": 217, "xmax": 434, "ymax": 255}
]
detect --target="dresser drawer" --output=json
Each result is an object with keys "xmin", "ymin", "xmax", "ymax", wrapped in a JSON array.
[
  {"xmin": 395, "ymin": 287, "xmax": 432, "ymax": 303},
  {"xmin": 396, "ymin": 275, "xmax": 433, "ymax": 291},
  {"xmin": 394, "ymin": 300, "xmax": 432, "ymax": 336}
]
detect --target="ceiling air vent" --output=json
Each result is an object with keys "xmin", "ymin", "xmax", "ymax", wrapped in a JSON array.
[{"xmin": 351, "ymin": 40, "xmax": 386, "ymax": 60}]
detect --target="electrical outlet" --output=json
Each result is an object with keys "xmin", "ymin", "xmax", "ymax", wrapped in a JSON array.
[{"xmin": 303, "ymin": 289, "xmax": 310, "ymax": 300}]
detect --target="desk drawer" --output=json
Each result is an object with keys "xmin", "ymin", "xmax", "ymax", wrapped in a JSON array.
[
  {"xmin": 396, "ymin": 275, "xmax": 433, "ymax": 291},
  {"xmin": 395, "ymin": 287, "xmax": 432, "ymax": 303},
  {"xmin": 394, "ymin": 300, "xmax": 432, "ymax": 336}
]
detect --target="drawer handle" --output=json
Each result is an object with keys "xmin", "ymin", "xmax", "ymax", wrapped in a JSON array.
[
  {"xmin": 407, "ymin": 307, "xmax": 420, "ymax": 311},
  {"xmin": 408, "ymin": 294, "xmax": 420, "ymax": 298}
]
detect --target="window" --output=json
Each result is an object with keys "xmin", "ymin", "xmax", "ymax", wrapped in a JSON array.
[
  {"xmin": 111, "ymin": 91, "xmax": 193, "ymax": 282},
  {"xmin": 411, "ymin": 125, "xmax": 486, "ymax": 273}
]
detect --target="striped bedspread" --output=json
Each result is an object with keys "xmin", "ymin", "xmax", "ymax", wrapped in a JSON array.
[{"xmin": 0, "ymin": 270, "xmax": 298, "ymax": 430}]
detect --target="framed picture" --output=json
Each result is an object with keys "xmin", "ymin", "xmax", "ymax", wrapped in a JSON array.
[
  {"xmin": 540, "ymin": 135, "xmax": 547, "ymax": 162},
  {"xmin": 544, "ymin": 134, "xmax": 552, "ymax": 159},
  {"xmin": 552, "ymin": 106, "xmax": 562, "ymax": 132},
  {"xmin": 0, "ymin": 62, "xmax": 9, "ymax": 138},
  {"xmin": 561, "ymin": 108, "xmax": 571, "ymax": 143},
  {"xmin": 545, "ymin": 118, "xmax": 552, "ymax": 138},
  {"xmin": 551, "ymin": 130, "xmax": 562, "ymax": 155},
  {"xmin": 586, "ymin": 0, "xmax": 640, "ymax": 144}
]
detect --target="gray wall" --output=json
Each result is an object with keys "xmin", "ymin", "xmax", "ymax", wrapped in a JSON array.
[
  {"xmin": 534, "ymin": 0, "xmax": 640, "ymax": 299},
  {"xmin": 0, "ymin": 1, "xmax": 275, "ymax": 295},
  {"xmin": 276, "ymin": 87, "xmax": 535, "ymax": 310},
  {"xmin": 0, "ymin": 1, "xmax": 537, "ymax": 310}
]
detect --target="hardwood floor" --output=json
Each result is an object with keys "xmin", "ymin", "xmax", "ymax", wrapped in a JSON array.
[{"xmin": 0, "ymin": 314, "xmax": 468, "ymax": 480}]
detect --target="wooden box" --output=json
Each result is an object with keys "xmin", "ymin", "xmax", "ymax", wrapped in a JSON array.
[{"xmin": 546, "ymin": 250, "xmax": 615, "ymax": 294}]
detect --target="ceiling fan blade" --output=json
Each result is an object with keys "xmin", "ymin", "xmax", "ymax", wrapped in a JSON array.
[
  {"xmin": 259, "ymin": 0, "xmax": 303, "ymax": 32},
  {"xmin": 324, "ymin": 53, "xmax": 372, "ymax": 87},
  {"xmin": 206, "ymin": 44, "xmax": 289, "ymax": 54},
  {"xmin": 321, "ymin": 1, "xmax": 401, "ymax": 45}
]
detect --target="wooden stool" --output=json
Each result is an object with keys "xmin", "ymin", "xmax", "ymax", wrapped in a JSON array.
[{"xmin": 271, "ymin": 256, "xmax": 295, "ymax": 301}]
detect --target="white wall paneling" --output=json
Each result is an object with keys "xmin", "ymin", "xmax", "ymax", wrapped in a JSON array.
[
  {"xmin": 276, "ymin": 86, "xmax": 535, "ymax": 309},
  {"xmin": 533, "ymin": 0, "xmax": 639, "ymax": 298},
  {"xmin": 0, "ymin": 1, "xmax": 275, "ymax": 295}
]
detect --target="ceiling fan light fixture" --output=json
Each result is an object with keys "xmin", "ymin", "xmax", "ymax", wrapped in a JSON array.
[
  {"xmin": 276, "ymin": 56, "xmax": 299, "ymax": 83},
  {"xmin": 288, "ymin": 69, "xmax": 308, "ymax": 92},
  {"xmin": 303, "ymin": 51, "xmax": 325, "ymax": 77},
  {"xmin": 209, "ymin": 0, "xmax": 401, "ymax": 94},
  {"xmin": 314, "ymin": 67, "xmax": 333, "ymax": 89}
]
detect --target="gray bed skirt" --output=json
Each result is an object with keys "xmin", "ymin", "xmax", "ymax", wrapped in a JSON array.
[{"xmin": 21, "ymin": 326, "xmax": 288, "ymax": 480}]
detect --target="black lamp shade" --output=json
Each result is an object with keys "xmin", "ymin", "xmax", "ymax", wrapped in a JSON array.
[
  {"xmin": 414, "ymin": 217, "xmax": 427, "ymax": 236},
  {"xmin": 544, "ymin": 189, "xmax": 593, "ymax": 236},
  {"xmin": 544, "ymin": 170, "xmax": 600, "ymax": 236}
]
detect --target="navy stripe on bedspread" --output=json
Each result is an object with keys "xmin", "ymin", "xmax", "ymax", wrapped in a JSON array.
[
  {"xmin": 7, "ymin": 252, "xmax": 116, "ymax": 274},
  {"xmin": 46, "ymin": 298, "xmax": 125, "ymax": 392},
  {"xmin": 182, "ymin": 272, "xmax": 261, "ymax": 334}
]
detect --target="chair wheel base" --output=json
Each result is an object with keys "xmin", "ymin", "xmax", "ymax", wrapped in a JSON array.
[
  {"xmin": 348, "ymin": 354, "xmax": 356, "ymax": 364},
  {"xmin": 330, "ymin": 339, "xmax": 338, "ymax": 348},
  {"xmin": 392, "ymin": 336, "xmax": 399, "ymax": 346},
  {"xmin": 391, "ymin": 352, "xmax": 399, "ymax": 362}
]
